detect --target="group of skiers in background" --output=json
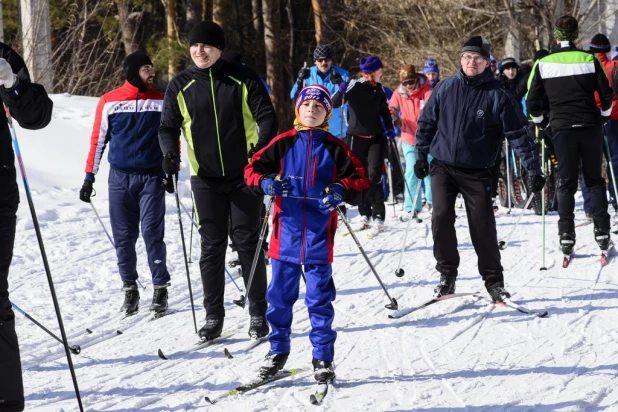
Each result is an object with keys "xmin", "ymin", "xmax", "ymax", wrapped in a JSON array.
[{"xmin": 1, "ymin": 12, "xmax": 618, "ymax": 410}]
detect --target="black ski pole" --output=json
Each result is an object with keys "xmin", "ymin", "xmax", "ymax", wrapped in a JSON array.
[
  {"xmin": 12, "ymin": 302, "xmax": 81, "ymax": 354},
  {"xmin": 4, "ymin": 99, "xmax": 84, "ymax": 412},
  {"xmin": 188, "ymin": 204, "xmax": 195, "ymax": 264},
  {"xmin": 172, "ymin": 175, "xmax": 198, "ymax": 334},
  {"xmin": 89, "ymin": 201, "xmax": 146, "ymax": 290},
  {"xmin": 540, "ymin": 129, "xmax": 547, "ymax": 271},
  {"xmin": 235, "ymin": 196, "xmax": 275, "ymax": 308},
  {"xmin": 334, "ymin": 204, "xmax": 398, "ymax": 310},
  {"xmin": 394, "ymin": 183, "xmax": 422, "ymax": 278}
]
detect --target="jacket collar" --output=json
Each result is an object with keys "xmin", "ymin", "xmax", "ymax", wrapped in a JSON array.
[
  {"xmin": 553, "ymin": 41, "xmax": 578, "ymax": 53},
  {"xmin": 194, "ymin": 57, "xmax": 226, "ymax": 77},
  {"xmin": 457, "ymin": 67, "xmax": 495, "ymax": 87},
  {"xmin": 297, "ymin": 129, "xmax": 327, "ymax": 141}
]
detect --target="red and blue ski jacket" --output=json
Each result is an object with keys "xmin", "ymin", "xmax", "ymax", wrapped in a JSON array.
[
  {"xmin": 84, "ymin": 81, "xmax": 164, "ymax": 181},
  {"xmin": 245, "ymin": 129, "xmax": 370, "ymax": 264}
]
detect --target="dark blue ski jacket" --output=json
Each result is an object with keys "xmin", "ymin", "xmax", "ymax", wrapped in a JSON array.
[{"xmin": 415, "ymin": 68, "xmax": 541, "ymax": 174}]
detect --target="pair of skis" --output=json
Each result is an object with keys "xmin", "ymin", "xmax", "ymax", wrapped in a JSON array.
[
  {"xmin": 158, "ymin": 332, "xmax": 267, "ymax": 360},
  {"xmin": 388, "ymin": 291, "xmax": 549, "ymax": 320},
  {"xmin": 562, "ymin": 244, "xmax": 615, "ymax": 268}
]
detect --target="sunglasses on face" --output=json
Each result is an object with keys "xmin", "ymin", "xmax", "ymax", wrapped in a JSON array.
[
  {"xmin": 402, "ymin": 79, "xmax": 417, "ymax": 86},
  {"xmin": 316, "ymin": 58, "xmax": 331, "ymax": 63}
]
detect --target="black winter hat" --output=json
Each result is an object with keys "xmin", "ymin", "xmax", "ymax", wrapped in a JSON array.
[
  {"xmin": 461, "ymin": 36, "xmax": 491, "ymax": 60},
  {"xmin": 123, "ymin": 51, "xmax": 153, "ymax": 91},
  {"xmin": 534, "ymin": 49, "xmax": 550, "ymax": 61},
  {"xmin": 313, "ymin": 45, "xmax": 333, "ymax": 61},
  {"xmin": 500, "ymin": 57, "xmax": 519, "ymax": 71},
  {"xmin": 589, "ymin": 33, "xmax": 611, "ymax": 53},
  {"xmin": 188, "ymin": 21, "xmax": 225, "ymax": 50}
]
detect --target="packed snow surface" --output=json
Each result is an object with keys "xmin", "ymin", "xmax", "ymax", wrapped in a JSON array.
[{"xmin": 10, "ymin": 95, "xmax": 618, "ymax": 411}]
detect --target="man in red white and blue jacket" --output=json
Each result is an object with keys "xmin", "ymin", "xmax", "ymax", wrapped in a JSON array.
[{"xmin": 79, "ymin": 51, "xmax": 171, "ymax": 315}]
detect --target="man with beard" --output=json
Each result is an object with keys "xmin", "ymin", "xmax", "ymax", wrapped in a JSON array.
[{"xmin": 80, "ymin": 51, "xmax": 171, "ymax": 315}]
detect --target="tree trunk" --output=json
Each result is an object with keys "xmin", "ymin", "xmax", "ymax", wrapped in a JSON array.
[
  {"xmin": 116, "ymin": 0, "xmax": 143, "ymax": 55},
  {"xmin": 19, "ymin": 0, "xmax": 53, "ymax": 90},
  {"xmin": 251, "ymin": 0, "xmax": 264, "ymax": 74},
  {"xmin": 166, "ymin": 0, "xmax": 177, "ymax": 78},
  {"xmin": 311, "ymin": 0, "xmax": 322, "ymax": 45},
  {"xmin": 202, "ymin": 0, "xmax": 213, "ymax": 20},
  {"xmin": 213, "ymin": 0, "xmax": 224, "ymax": 30},
  {"xmin": 0, "ymin": 0, "xmax": 4, "ymax": 42},
  {"xmin": 503, "ymin": 0, "xmax": 520, "ymax": 61},
  {"xmin": 184, "ymin": 0, "xmax": 200, "ymax": 34},
  {"xmin": 262, "ymin": 0, "xmax": 285, "ymax": 129}
]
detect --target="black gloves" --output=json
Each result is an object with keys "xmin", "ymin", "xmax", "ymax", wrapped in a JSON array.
[
  {"xmin": 414, "ymin": 159, "xmax": 429, "ymax": 179},
  {"xmin": 297, "ymin": 66, "xmax": 310, "ymax": 81},
  {"xmin": 527, "ymin": 174, "xmax": 546, "ymax": 193},
  {"xmin": 602, "ymin": 115, "xmax": 611, "ymax": 125},
  {"xmin": 79, "ymin": 182, "xmax": 93, "ymax": 203},
  {"xmin": 162, "ymin": 152, "xmax": 180, "ymax": 176},
  {"xmin": 162, "ymin": 175, "xmax": 176, "ymax": 194},
  {"xmin": 329, "ymin": 72, "xmax": 343, "ymax": 85}
]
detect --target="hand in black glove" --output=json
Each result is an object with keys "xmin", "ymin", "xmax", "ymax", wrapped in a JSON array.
[
  {"xmin": 534, "ymin": 117, "xmax": 549, "ymax": 130},
  {"xmin": 79, "ymin": 181, "xmax": 93, "ymax": 203},
  {"xmin": 162, "ymin": 175, "xmax": 176, "ymax": 194},
  {"xmin": 527, "ymin": 174, "xmax": 546, "ymax": 193},
  {"xmin": 602, "ymin": 115, "xmax": 610, "ymax": 125},
  {"xmin": 162, "ymin": 152, "xmax": 180, "ymax": 176},
  {"xmin": 297, "ymin": 66, "xmax": 310, "ymax": 81},
  {"xmin": 414, "ymin": 159, "xmax": 429, "ymax": 179},
  {"xmin": 329, "ymin": 72, "xmax": 343, "ymax": 85}
]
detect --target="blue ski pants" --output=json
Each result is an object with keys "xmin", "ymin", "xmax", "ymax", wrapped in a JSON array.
[
  {"xmin": 402, "ymin": 143, "xmax": 433, "ymax": 212},
  {"xmin": 267, "ymin": 259, "xmax": 337, "ymax": 361}
]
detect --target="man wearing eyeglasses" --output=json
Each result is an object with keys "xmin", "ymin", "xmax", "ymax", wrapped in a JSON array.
[
  {"xmin": 290, "ymin": 45, "xmax": 349, "ymax": 138},
  {"xmin": 415, "ymin": 36, "xmax": 543, "ymax": 303},
  {"xmin": 79, "ymin": 51, "xmax": 172, "ymax": 315}
]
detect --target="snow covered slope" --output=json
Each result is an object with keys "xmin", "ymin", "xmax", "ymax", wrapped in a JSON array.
[{"xmin": 9, "ymin": 94, "xmax": 618, "ymax": 411}]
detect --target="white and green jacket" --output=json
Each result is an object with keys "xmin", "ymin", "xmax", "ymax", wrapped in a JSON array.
[{"xmin": 526, "ymin": 41, "xmax": 613, "ymax": 130}]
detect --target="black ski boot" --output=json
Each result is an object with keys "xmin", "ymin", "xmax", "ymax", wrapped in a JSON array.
[
  {"xmin": 486, "ymin": 283, "xmax": 511, "ymax": 303},
  {"xmin": 121, "ymin": 281, "xmax": 139, "ymax": 315},
  {"xmin": 150, "ymin": 284, "xmax": 168, "ymax": 313},
  {"xmin": 312, "ymin": 358, "xmax": 336, "ymax": 383},
  {"xmin": 198, "ymin": 316, "xmax": 223, "ymax": 341},
  {"xmin": 248, "ymin": 314, "xmax": 269, "ymax": 339},
  {"xmin": 560, "ymin": 232, "xmax": 576, "ymax": 255},
  {"xmin": 595, "ymin": 228, "xmax": 611, "ymax": 251},
  {"xmin": 433, "ymin": 274, "xmax": 456, "ymax": 298},
  {"xmin": 259, "ymin": 351, "xmax": 289, "ymax": 379}
]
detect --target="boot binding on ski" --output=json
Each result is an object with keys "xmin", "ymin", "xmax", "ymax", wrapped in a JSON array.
[
  {"xmin": 312, "ymin": 358, "xmax": 336, "ymax": 383},
  {"xmin": 259, "ymin": 351, "xmax": 289, "ymax": 379},
  {"xmin": 121, "ymin": 281, "xmax": 140, "ymax": 315}
]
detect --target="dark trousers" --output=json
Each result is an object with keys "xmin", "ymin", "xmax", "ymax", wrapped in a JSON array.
[
  {"xmin": 552, "ymin": 126, "xmax": 610, "ymax": 233},
  {"xmin": 347, "ymin": 134, "xmax": 386, "ymax": 219},
  {"xmin": 108, "ymin": 168, "xmax": 170, "ymax": 286},
  {"xmin": 430, "ymin": 160, "xmax": 503, "ymax": 287},
  {"xmin": 386, "ymin": 140, "xmax": 404, "ymax": 197},
  {"xmin": 0, "ymin": 166, "xmax": 24, "ymax": 411},
  {"xmin": 582, "ymin": 120, "xmax": 618, "ymax": 210},
  {"xmin": 191, "ymin": 174, "xmax": 267, "ymax": 318}
]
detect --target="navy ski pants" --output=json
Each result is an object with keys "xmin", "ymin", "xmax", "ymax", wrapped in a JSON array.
[
  {"xmin": 267, "ymin": 259, "xmax": 337, "ymax": 361},
  {"xmin": 581, "ymin": 120, "xmax": 618, "ymax": 212},
  {"xmin": 108, "ymin": 168, "xmax": 170, "ymax": 286}
]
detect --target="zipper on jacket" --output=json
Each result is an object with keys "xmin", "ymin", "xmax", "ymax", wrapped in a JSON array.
[
  {"xmin": 300, "ymin": 132, "xmax": 313, "ymax": 264},
  {"xmin": 273, "ymin": 212, "xmax": 279, "ymax": 239},
  {"xmin": 133, "ymin": 91, "xmax": 139, "ymax": 171},
  {"xmin": 209, "ymin": 69, "xmax": 225, "ymax": 176},
  {"xmin": 311, "ymin": 155, "xmax": 318, "ymax": 186}
]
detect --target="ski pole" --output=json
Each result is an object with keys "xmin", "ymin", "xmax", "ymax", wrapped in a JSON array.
[
  {"xmin": 388, "ymin": 140, "xmax": 422, "ymax": 223},
  {"xmin": 505, "ymin": 138, "xmax": 512, "ymax": 214},
  {"xmin": 386, "ymin": 159, "xmax": 396, "ymax": 218},
  {"xmin": 235, "ymin": 196, "xmax": 275, "ymax": 308},
  {"xmin": 12, "ymin": 302, "xmax": 81, "ymax": 354},
  {"xmin": 498, "ymin": 192, "xmax": 535, "ymax": 250},
  {"xmin": 178, "ymin": 199, "xmax": 242, "ymax": 292},
  {"xmin": 4, "ymin": 99, "xmax": 84, "ymax": 412},
  {"xmin": 395, "ymin": 183, "xmax": 422, "ymax": 278},
  {"xmin": 605, "ymin": 135, "xmax": 618, "ymax": 212},
  {"xmin": 188, "ymin": 203, "xmax": 195, "ymax": 264},
  {"xmin": 172, "ymin": 176, "xmax": 198, "ymax": 334},
  {"xmin": 540, "ymin": 129, "xmax": 547, "ymax": 271},
  {"xmin": 334, "ymin": 205, "xmax": 398, "ymax": 310},
  {"xmin": 89, "ymin": 201, "xmax": 145, "ymax": 290}
]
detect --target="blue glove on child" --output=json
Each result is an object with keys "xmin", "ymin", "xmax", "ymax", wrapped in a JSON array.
[
  {"xmin": 385, "ymin": 129, "xmax": 396, "ymax": 140},
  {"xmin": 319, "ymin": 183, "xmax": 345, "ymax": 210},
  {"xmin": 260, "ymin": 175, "xmax": 291, "ymax": 197},
  {"xmin": 338, "ymin": 81, "xmax": 348, "ymax": 95}
]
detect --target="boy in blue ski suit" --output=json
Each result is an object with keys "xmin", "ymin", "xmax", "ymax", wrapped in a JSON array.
[{"xmin": 245, "ymin": 85, "xmax": 369, "ymax": 382}]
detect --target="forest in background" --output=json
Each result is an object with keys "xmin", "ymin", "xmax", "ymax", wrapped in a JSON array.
[{"xmin": 4, "ymin": 0, "xmax": 617, "ymax": 128}]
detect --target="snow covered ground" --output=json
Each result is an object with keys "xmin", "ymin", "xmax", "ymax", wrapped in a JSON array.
[{"xmin": 9, "ymin": 94, "xmax": 618, "ymax": 411}]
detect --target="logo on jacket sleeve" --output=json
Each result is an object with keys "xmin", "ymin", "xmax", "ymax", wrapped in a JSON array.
[{"xmin": 476, "ymin": 109, "xmax": 484, "ymax": 118}]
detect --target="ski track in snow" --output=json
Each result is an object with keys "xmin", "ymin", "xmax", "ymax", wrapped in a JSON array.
[{"xmin": 9, "ymin": 95, "xmax": 618, "ymax": 411}]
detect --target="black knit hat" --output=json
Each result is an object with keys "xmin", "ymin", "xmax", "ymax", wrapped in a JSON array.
[
  {"xmin": 461, "ymin": 36, "xmax": 491, "ymax": 60},
  {"xmin": 590, "ymin": 33, "xmax": 611, "ymax": 53},
  {"xmin": 188, "ymin": 21, "xmax": 225, "ymax": 50},
  {"xmin": 500, "ymin": 57, "xmax": 519, "ymax": 71},
  {"xmin": 313, "ymin": 45, "xmax": 333, "ymax": 61},
  {"xmin": 123, "ymin": 51, "xmax": 153, "ymax": 91},
  {"xmin": 534, "ymin": 49, "xmax": 550, "ymax": 61}
]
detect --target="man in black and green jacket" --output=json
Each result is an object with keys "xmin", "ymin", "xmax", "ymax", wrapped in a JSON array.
[
  {"xmin": 159, "ymin": 21, "xmax": 278, "ymax": 341},
  {"xmin": 527, "ymin": 15, "xmax": 614, "ymax": 256}
]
